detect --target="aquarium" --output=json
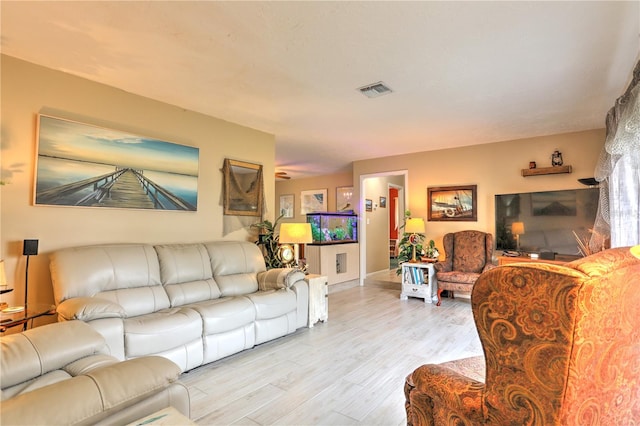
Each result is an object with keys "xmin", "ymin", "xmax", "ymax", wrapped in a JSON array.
[{"xmin": 306, "ymin": 212, "xmax": 358, "ymax": 244}]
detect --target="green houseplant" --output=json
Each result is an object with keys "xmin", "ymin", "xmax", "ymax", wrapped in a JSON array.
[
  {"xmin": 251, "ymin": 214, "xmax": 285, "ymax": 269},
  {"xmin": 423, "ymin": 239, "xmax": 439, "ymax": 260}
]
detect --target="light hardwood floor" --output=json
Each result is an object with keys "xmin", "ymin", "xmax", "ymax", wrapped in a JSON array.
[{"xmin": 180, "ymin": 270, "xmax": 482, "ymax": 426}]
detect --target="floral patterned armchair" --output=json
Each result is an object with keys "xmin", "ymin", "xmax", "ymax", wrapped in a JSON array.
[
  {"xmin": 405, "ymin": 247, "xmax": 640, "ymax": 425},
  {"xmin": 434, "ymin": 230, "xmax": 496, "ymax": 306}
]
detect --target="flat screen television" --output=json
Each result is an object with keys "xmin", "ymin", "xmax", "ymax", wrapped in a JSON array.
[{"xmin": 495, "ymin": 188, "xmax": 599, "ymax": 260}]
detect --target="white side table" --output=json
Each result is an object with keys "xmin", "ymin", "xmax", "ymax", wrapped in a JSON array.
[
  {"xmin": 305, "ymin": 274, "xmax": 328, "ymax": 327},
  {"xmin": 400, "ymin": 262, "xmax": 438, "ymax": 304}
]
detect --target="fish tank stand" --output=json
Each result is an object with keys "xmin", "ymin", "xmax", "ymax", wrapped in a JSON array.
[{"xmin": 305, "ymin": 243, "xmax": 359, "ymax": 286}]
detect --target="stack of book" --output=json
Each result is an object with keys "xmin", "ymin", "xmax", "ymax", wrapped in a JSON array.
[{"xmin": 404, "ymin": 267, "xmax": 426, "ymax": 285}]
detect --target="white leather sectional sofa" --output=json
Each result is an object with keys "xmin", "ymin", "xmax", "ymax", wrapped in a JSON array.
[
  {"xmin": 49, "ymin": 241, "xmax": 309, "ymax": 372},
  {"xmin": 1, "ymin": 320, "xmax": 189, "ymax": 425}
]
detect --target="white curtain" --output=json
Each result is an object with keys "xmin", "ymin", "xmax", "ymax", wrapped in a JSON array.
[{"xmin": 593, "ymin": 60, "xmax": 640, "ymax": 249}]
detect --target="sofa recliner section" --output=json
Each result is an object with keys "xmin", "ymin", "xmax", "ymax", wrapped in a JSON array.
[{"xmin": 1, "ymin": 320, "xmax": 189, "ymax": 426}]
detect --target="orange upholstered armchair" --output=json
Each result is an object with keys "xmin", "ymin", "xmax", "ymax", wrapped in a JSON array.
[
  {"xmin": 434, "ymin": 230, "xmax": 496, "ymax": 306},
  {"xmin": 405, "ymin": 247, "xmax": 640, "ymax": 425}
]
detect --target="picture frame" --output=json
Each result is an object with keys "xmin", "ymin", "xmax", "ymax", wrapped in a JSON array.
[
  {"xmin": 365, "ymin": 199, "xmax": 373, "ymax": 212},
  {"xmin": 336, "ymin": 186, "xmax": 354, "ymax": 211},
  {"xmin": 427, "ymin": 185, "xmax": 477, "ymax": 221},
  {"xmin": 379, "ymin": 196, "xmax": 387, "ymax": 208},
  {"xmin": 279, "ymin": 194, "xmax": 294, "ymax": 218},
  {"xmin": 531, "ymin": 190, "xmax": 577, "ymax": 216},
  {"xmin": 34, "ymin": 115, "xmax": 199, "ymax": 211},
  {"xmin": 301, "ymin": 189, "xmax": 327, "ymax": 214},
  {"xmin": 223, "ymin": 158, "xmax": 264, "ymax": 216}
]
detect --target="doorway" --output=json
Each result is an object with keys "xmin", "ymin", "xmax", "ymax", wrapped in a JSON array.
[
  {"xmin": 358, "ymin": 171, "xmax": 408, "ymax": 285},
  {"xmin": 388, "ymin": 184, "xmax": 404, "ymax": 271}
]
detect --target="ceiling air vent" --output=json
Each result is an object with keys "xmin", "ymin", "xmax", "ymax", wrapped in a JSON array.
[{"xmin": 358, "ymin": 81, "xmax": 393, "ymax": 98}]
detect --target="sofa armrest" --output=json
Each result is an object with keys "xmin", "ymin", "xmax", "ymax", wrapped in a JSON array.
[
  {"xmin": 257, "ymin": 268, "xmax": 305, "ymax": 290},
  {"xmin": 57, "ymin": 297, "xmax": 126, "ymax": 322},
  {"xmin": 0, "ymin": 356, "xmax": 182, "ymax": 426},
  {"xmin": 406, "ymin": 364, "xmax": 484, "ymax": 426},
  {"xmin": 434, "ymin": 261, "xmax": 451, "ymax": 273},
  {"xmin": 1, "ymin": 321, "xmax": 108, "ymax": 389}
]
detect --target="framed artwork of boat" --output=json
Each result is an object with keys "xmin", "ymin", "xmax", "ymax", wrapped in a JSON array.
[
  {"xmin": 427, "ymin": 185, "xmax": 477, "ymax": 221},
  {"xmin": 34, "ymin": 115, "xmax": 199, "ymax": 211}
]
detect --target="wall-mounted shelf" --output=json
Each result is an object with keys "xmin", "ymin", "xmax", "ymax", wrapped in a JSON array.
[{"xmin": 522, "ymin": 165, "xmax": 572, "ymax": 177}]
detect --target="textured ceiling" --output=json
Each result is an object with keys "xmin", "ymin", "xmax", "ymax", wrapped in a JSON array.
[{"xmin": 2, "ymin": 1, "xmax": 639, "ymax": 178}]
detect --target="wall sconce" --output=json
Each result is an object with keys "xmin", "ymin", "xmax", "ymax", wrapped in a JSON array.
[
  {"xmin": 405, "ymin": 218, "xmax": 425, "ymax": 263},
  {"xmin": 512, "ymin": 222, "xmax": 525, "ymax": 252},
  {"xmin": 279, "ymin": 223, "xmax": 313, "ymax": 268}
]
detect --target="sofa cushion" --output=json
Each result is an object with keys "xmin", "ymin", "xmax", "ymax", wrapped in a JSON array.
[
  {"xmin": 452, "ymin": 232, "xmax": 487, "ymax": 273},
  {"xmin": 95, "ymin": 286, "xmax": 170, "ymax": 318},
  {"xmin": 247, "ymin": 289, "xmax": 297, "ymax": 320},
  {"xmin": 437, "ymin": 271, "xmax": 481, "ymax": 285},
  {"xmin": 205, "ymin": 241, "xmax": 265, "ymax": 296},
  {"xmin": 155, "ymin": 243, "xmax": 222, "ymax": 306},
  {"xmin": 50, "ymin": 244, "xmax": 162, "ymax": 305},
  {"xmin": 189, "ymin": 296, "xmax": 256, "ymax": 335},
  {"xmin": 124, "ymin": 307, "xmax": 202, "ymax": 357}
]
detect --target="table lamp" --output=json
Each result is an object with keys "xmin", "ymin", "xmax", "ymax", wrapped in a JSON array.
[
  {"xmin": 512, "ymin": 222, "xmax": 525, "ymax": 252},
  {"xmin": 405, "ymin": 218, "xmax": 425, "ymax": 263},
  {"xmin": 0, "ymin": 260, "xmax": 10, "ymax": 294},
  {"xmin": 0, "ymin": 260, "xmax": 10, "ymax": 310},
  {"xmin": 279, "ymin": 223, "xmax": 313, "ymax": 267}
]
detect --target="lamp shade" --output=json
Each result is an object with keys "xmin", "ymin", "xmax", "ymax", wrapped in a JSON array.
[
  {"xmin": 405, "ymin": 218, "xmax": 425, "ymax": 234},
  {"xmin": 0, "ymin": 260, "xmax": 6, "ymax": 288},
  {"xmin": 511, "ymin": 222, "xmax": 525, "ymax": 235},
  {"xmin": 631, "ymin": 245, "xmax": 640, "ymax": 259},
  {"xmin": 279, "ymin": 223, "xmax": 313, "ymax": 244}
]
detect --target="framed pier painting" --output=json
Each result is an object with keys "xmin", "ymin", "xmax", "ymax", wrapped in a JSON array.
[{"xmin": 34, "ymin": 115, "xmax": 199, "ymax": 211}]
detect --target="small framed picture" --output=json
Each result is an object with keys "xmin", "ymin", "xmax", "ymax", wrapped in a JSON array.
[
  {"xmin": 279, "ymin": 194, "xmax": 294, "ymax": 218},
  {"xmin": 336, "ymin": 186, "xmax": 354, "ymax": 211},
  {"xmin": 301, "ymin": 189, "xmax": 327, "ymax": 214},
  {"xmin": 365, "ymin": 199, "xmax": 373, "ymax": 212},
  {"xmin": 379, "ymin": 196, "xmax": 387, "ymax": 208}
]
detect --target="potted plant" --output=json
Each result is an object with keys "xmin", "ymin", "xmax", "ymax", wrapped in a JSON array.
[
  {"xmin": 422, "ymin": 239, "xmax": 439, "ymax": 261},
  {"xmin": 251, "ymin": 214, "xmax": 285, "ymax": 269}
]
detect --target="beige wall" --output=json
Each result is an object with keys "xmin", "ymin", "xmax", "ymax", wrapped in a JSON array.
[
  {"xmin": 1, "ymin": 56, "xmax": 275, "ymax": 309},
  {"xmin": 354, "ymin": 129, "xmax": 605, "ymax": 273},
  {"xmin": 275, "ymin": 171, "xmax": 353, "ymax": 225}
]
